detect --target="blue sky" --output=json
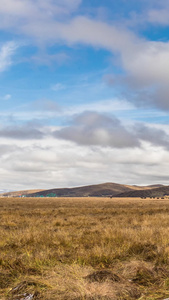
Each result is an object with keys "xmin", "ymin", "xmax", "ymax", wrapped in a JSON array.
[{"xmin": 1, "ymin": 0, "xmax": 169, "ymax": 190}]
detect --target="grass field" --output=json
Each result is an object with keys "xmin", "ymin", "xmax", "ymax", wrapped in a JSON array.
[{"xmin": 1, "ymin": 197, "xmax": 169, "ymax": 299}]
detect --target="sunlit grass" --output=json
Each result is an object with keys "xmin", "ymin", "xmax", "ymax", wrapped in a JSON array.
[{"xmin": 1, "ymin": 197, "xmax": 169, "ymax": 299}]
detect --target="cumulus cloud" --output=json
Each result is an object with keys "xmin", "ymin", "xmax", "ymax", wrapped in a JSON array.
[
  {"xmin": 0, "ymin": 0, "xmax": 82, "ymax": 34},
  {"xmin": 104, "ymin": 39, "xmax": 169, "ymax": 109},
  {"xmin": 136, "ymin": 124, "xmax": 169, "ymax": 149},
  {"xmin": 53, "ymin": 111, "xmax": 169, "ymax": 150},
  {"xmin": 0, "ymin": 123, "xmax": 45, "ymax": 140},
  {"xmin": 53, "ymin": 111, "xmax": 139, "ymax": 148},
  {"xmin": 0, "ymin": 0, "xmax": 82, "ymax": 19}
]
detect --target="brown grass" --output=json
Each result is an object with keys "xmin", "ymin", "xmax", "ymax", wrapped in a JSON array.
[{"xmin": 1, "ymin": 197, "xmax": 169, "ymax": 299}]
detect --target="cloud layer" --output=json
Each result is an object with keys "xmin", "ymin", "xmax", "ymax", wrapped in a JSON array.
[{"xmin": 1, "ymin": 134, "xmax": 169, "ymax": 191}]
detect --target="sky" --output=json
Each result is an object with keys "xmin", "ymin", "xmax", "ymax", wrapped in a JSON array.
[{"xmin": 1, "ymin": 0, "xmax": 169, "ymax": 190}]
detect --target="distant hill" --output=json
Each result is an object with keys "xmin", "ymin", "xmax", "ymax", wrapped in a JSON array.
[
  {"xmin": 2, "ymin": 183, "xmax": 167, "ymax": 198},
  {"xmin": 116, "ymin": 185, "xmax": 169, "ymax": 198},
  {"xmin": 2, "ymin": 189, "xmax": 44, "ymax": 197},
  {"xmin": 145, "ymin": 184, "xmax": 164, "ymax": 188},
  {"xmin": 25, "ymin": 183, "xmax": 166, "ymax": 198},
  {"xmin": 27, "ymin": 183, "xmax": 133, "ymax": 197},
  {"xmin": 124, "ymin": 184, "xmax": 164, "ymax": 190}
]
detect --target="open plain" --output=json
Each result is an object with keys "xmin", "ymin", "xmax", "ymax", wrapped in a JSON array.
[{"xmin": 1, "ymin": 197, "xmax": 169, "ymax": 299}]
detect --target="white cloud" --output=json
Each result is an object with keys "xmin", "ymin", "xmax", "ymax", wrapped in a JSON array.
[
  {"xmin": 122, "ymin": 41, "xmax": 169, "ymax": 85},
  {"xmin": 0, "ymin": 123, "xmax": 45, "ymax": 140},
  {"xmin": 67, "ymin": 99, "xmax": 135, "ymax": 115},
  {"xmin": 146, "ymin": 0, "xmax": 169, "ymax": 25},
  {"xmin": 0, "ymin": 0, "xmax": 82, "ymax": 29},
  {"xmin": 0, "ymin": 41, "xmax": 19, "ymax": 72},
  {"xmin": 148, "ymin": 9, "xmax": 169, "ymax": 25},
  {"xmin": 52, "ymin": 111, "xmax": 169, "ymax": 150},
  {"xmin": 51, "ymin": 83, "xmax": 65, "ymax": 91},
  {"xmin": 53, "ymin": 111, "xmax": 139, "ymax": 148}
]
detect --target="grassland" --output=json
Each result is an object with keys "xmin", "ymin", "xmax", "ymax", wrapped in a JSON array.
[{"xmin": 1, "ymin": 197, "xmax": 169, "ymax": 299}]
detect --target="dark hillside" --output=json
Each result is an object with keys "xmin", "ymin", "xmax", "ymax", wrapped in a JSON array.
[
  {"xmin": 116, "ymin": 185, "xmax": 169, "ymax": 198},
  {"xmin": 28, "ymin": 183, "xmax": 135, "ymax": 197},
  {"xmin": 3, "ymin": 183, "xmax": 167, "ymax": 198}
]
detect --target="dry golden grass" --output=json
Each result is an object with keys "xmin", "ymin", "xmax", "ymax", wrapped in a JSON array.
[{"xmin": 1, "ymin": 197, "xmax": 169, "ymax": 299}]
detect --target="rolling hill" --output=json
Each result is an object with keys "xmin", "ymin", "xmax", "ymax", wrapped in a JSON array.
[
  {"xmin": 115, "ymin": 185, "xmax": 169, "ymax": 198},
  {"xmin": 1, "ymin": 183, "xmax": 168, "ymax": 198},
  {"xmin": 27, "ymin": 183, "xmax": 133, "ymax": 197},
  {"xmin": 23, "ymin": 183, "xmax": 166, "ymax": 198}
]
